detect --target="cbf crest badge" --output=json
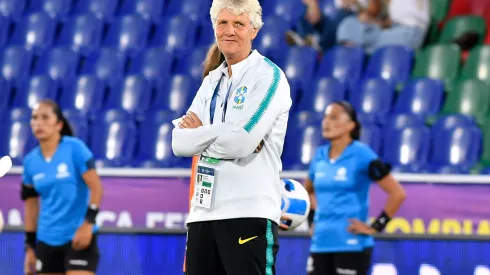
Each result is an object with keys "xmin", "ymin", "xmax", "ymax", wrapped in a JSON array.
[{"xmin": 233, "ymin": 86, "xmax": 248, "ymax": 110}]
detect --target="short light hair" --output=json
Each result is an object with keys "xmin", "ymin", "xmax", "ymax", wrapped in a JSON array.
[{"xmin": 210, "ymin": 0, "xmax": 264, "ymax": 30}]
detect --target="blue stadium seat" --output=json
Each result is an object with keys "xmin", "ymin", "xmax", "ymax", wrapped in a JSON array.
[
  {"xmin": 0, "ymin": 77, "xmax": 11, "ymax": 115},
  {"xmin": 0, "ymin": 0, "xmax": 26, "ymax": 20},
  {"xmin": 166, "ymin": 0, "xmax": 209, "ymax": 21},
  {"xmin": 429, "ymin": 124, "xmax": 482, "ymax": 174},
  {"xmin": 80, "ymin": 48, "xmax": 127, "ymax": 87},
  {"xmin": 317, "ymin": 46, "xmax": 365, "ymax": 92},
  {"xmin": 393, "ymin": 78, "xmax": 444, "ymax": 118},
  {"xmin": 319, "ymin": 0, "xmax": 338, "ymax": 18},
  {"xmin": 350, "ymin": 78, "xmax": 394, "ymax": 125},
  {"xmin": 254, "ymin": 16, "xmax": 290, "ymax": 61},
  {"xmin": 432, "ymin": 114, "xmax": 477, "ymax": 131},
  {"xmin": 128, "ymin": 47, "xmax": 172, "ymax": 87},
  {"xmin": 0, "ymin": 15, "xmax": 10, "ymax": 48},
  {"xmin": 261, "ymin": 0, "xmax": 304, "ymax": 25},
  {"xmin": 382, "ymin": 124, "xmax": 431, "ymax": 173},
  {"xmin": 151, "ymin": 15, "xmax": 198, "ymax": 57},
  {"xmin": 278, "ymin": 46, "xmax": 317, "ymax": 92},
  {"xmin": 89, "ymin": 109, "xmax": 137, "ymax": 167},
  {"xmin": 12, "ymin": 75, "xmax": 58, "ymax": 108},
  {"xmin": 33, "ymin": 47, "xmax": 80, "ymax": 85},
  {"xmin": 59, "ymin": 75, "xmax": 104, "ymax": 118},
  {"xmin": 0, "ymin": 46, "xmax": 33, "ymax": 84},
  {"xmin": 134, "ymin": 110, "xmax": 185, "ymax": 167},
  {"xmin": 103, "ymin": 15, "xmax": 151, "ymax": 56},
  {"xmin": 153, "ymin": 74, "xmax": 196, "ymax": 113},
  {"xmin": 62, "ymin": 109, "xmax": 89, "ymax": 142},
  {"xmin": 72, "ymin": 0, "xmax": 119, "ymax": 20},
  {"xmin": 10, "ymin": 12, "xmax": 56, "ymax": 52},
  {"xmin": 288, "ymin": 111, "xmax": 323, "ymax": 129},
  {"xmin": 27, "ymin": 0, "xmax": 71, "ymax": 18},
  {"xmin": 117, "ymin": 0, "xmax": 165, "ymax": 22},
  {"xmin": 282, "ymin": 125, "xmax": 325, "ymax": 170},
  {"xmin": 0, "ymin": 108, "xmax": 33, "ymax": 165},
  {"xmin": 106, "ymin": 75, "xmax": 151, "ymax": 120},
  {"xmin": 359, "ymin": 123, "xmax": 381, "ymax": 155},
  {"xmin": 55, "ymin": 13, "xmax": 103, "ymax": 55},
  {"xmin": 298, "ymin": 77, "xmax": 345, "ymax": 113},
  {"xmin": 175, "ymin": 46, "xmax": 207, "ymax": 81},
  {"xmin": 364, "ymin": 46, "xmax": 413, "ymax": 87},
  {"xmin": 196, "ymin": 20, "xmax": 215, "ymax": 47},
  {"xmin": 383, "ymin": 114, "xmax": 425, "ymax": 131}
]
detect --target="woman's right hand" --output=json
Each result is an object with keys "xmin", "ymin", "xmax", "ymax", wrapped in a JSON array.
[{"xmin": 24, "ymin": 248, "xmax": 37, "ymax": 275}]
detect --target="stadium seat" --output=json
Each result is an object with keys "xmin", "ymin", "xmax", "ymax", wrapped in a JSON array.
[
  {"xmin": 382, "ymin": 124, "xmax": 431, "ymax": 173},
  {"xmin": 89, "ymin": 109, "xmax": 137, "ymax": 167},
  {"xmin": 27, "ymin": 0, "xmax": 71, "ymax": 18},
  {"xmin": 62, "ymin": 109, "xmax": 89, "ymax": 142},
  {"xmin": 175, "ymin": 46, "xmax": 207, "ymax": 81},
  {"xmin": 150, "ymin": 15, "xmax": 198, "ymax": 57},
  {"xmin": 0, "ymin": 0, "xmax": 26, "ymax": 20},
  {"xmin": 55, "ymin": 13, "xmax": 103, "ymax": 55},
  {"xmin": 59, "ymin": 75, "xmax": 104, "ymax": 119},
  {"xmin": 153, "ymin": 74, "xmax": 196, "ymax": 113},
  {"xmin": 0, "ymin": 108, "xmax": 34, "ymax": 165},
  {"xmin": 476, "ymin": 117, "xmax": 490, "ymax": 171},
  {"xmin": 12, "ymin": 75, "xmax": 58, "ymax": 108},
  {"xmin": 411, "ymin": 44, "xmax": 461, "ymax": 91},
  {"xmin": 261, "ymin": 0, "xmax": 304, "ymax": 25},
  {"xmin": 297, "ymin": 77, "xmax": 345, "ymax": 113},
  {"xmin": 438, "ymin": 15, "xmax": 487, "ymax": 44},
  {"xmin": 278, "ymin": 46, "xmax": 317, "ymax": 92},
  {"xmin": 359, "ymin": 123, "xmax": 381, "ymax": 155},
  {"xmin": 0, "ymin": 46, "xmax": 33, "ymax": 84},
  {"xmin": 0, "ymin": 77, "xmax": 11, "ymax": 114},
  {"xmin": 316, "ymin": 45, "xmax": 365, "ymax": 92},
  {"xmin": 0, "ymin": 15, "xmax": 10, "ymax": 48},
  {"xmin": 128, "ymin": 47, "xmax": 173, "ymax": 87},
  {"xmin": 103, "ymin": 15, "xmax": 151, "ymax": 56},
  {"xmin": 440, "ymin": 79, "xmax": 490, "ymax": 125},
  {"xmin": 364, "ymin": 46, "xmax": 413, "ymax": 87},
  {"xmin": 460, "ymin": 45, "xmax": 490, "ymax": 84},
  {"xmin": 253, "ymin": 15, "xmax": 290, "ymax": 61},
  {"xmin": 33, "ymin": 47, "xmax": 80, "ymax": 85},
  {"xmin": 429, "ymin": 121, "xmax": 482, "ymax": 173},
  {"xmin": 288, "ymin": 111, "xmax": 323, "ymax": 129},
  {"xmin": 383, "ymin": 114, "xmax": 426, "ymax": 131},
  {"xmin": 166, "ymin": 0, "xmax": 209, "ymax": 21},
  {"xmin": 350, "ymin": 78, "xmax": 393, "ymax": 125},
  {"xmin": 432, "ymin": 114, "xmax": 477, "ymax": 132},
  {"xmin": 117, "ymin": 0, "xmax": 165, "ymax": 22},
  {"xmin": 72, "ymin": 0, "xmax": 119, "ymax": 20},
  {"xmin": 80, "ymin": 48, "xmax": 127, "ymax": 87},
  {"xmin": 134, "ymin": 110, "xmax": 185, "ymax": 167},
  {"xmin": 431, "ymin": 0, "xmax": 450, "ymax": 23},
  {"xmin": 282, "ymin": 125, "xmax": 325, "ymax": 170},
  {"xmin": 196, "ymin": 20, "xmax": 215, "ymax": 47},
  {"xmin": 319, "ymin": 0, "xmax": 338, "ymax": 18},
  {"xmin": 105, "ymin": 74, "xmax": 152, "ymax": 120},
  {"xmin": 10, "ymin": 12, "xmax": 56, "ymax": 52},
  {"xmin": 393, "ymin": 78, "xmax": 444, "ymax": 118}
]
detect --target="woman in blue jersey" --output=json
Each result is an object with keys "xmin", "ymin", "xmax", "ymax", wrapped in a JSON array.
[
  {"xmin": 303, "ymin": 101, "xmax": 406, "ymax": 275},
  {"xmin": 21, "ymin": 99, "xmax": 103, "ymax": 275}
]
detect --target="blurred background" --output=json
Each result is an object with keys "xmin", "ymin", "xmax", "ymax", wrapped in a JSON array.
[{"xmin": 1, "ymin": 0, "xmax": 490, "ymax": 274}]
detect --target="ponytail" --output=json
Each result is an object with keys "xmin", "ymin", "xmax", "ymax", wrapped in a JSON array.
[
  {"xmin": 202, "ymin": 43, "xmax": 225, "ymax": 79},
  {"xmin": 40, "ymin": 99, "xmax": 74, "ymax": 137}
]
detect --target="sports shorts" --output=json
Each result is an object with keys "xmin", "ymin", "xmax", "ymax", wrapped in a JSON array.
[
  {"xmin": 35, "ymin": 235, "xmax": 100, "ymax": 274},
  {"xmin": 307, "ymin": 248, "xmax": 373, "ymax": 275},
  {"xmin": 185, "ymin": 218, "xmax": 279, "ymax": 275}
]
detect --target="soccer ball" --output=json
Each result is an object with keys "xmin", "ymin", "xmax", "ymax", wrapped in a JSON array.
[{"xmin": 280, "ymin": 178, "xmax": 310, "ymax": 230}]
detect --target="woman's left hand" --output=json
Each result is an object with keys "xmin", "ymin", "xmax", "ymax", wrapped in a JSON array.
[
  {"xmin": 347, "ymin": 219, "xmax": 376, "ymax": 235},
  {"xmin": 72, "ymin": 222, "xmax": 94, "ymax": 250}
]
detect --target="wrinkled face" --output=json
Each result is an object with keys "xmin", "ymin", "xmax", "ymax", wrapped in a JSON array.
[
  {"xmin": 30, "ymin": 103, "xmax": 62, "ymax": 141},
  {"xmin": 321, "ymin": 103, "xmax": 355, "ymax": 140},
  {"xmin": 214, "ymin": 8, "xmax": 258, "ymax": 60}
]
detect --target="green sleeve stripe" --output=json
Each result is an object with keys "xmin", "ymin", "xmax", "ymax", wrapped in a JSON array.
[{"xmin": 243, "ymin": 57, "xmax": 280, "ymax": 133}]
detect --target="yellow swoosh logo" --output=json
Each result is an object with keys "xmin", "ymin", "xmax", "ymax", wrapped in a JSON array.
[{"xmin": 238, "ymin": 236, "xmax": 258, "ymax": 244}]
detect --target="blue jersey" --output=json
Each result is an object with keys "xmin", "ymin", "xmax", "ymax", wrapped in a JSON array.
[
  {"xmin": 309, "ymin": 141, "xmax": 377, "ymax": 253},
  {"xmin": 22, "ymin": 137, "xmax": 98, "ymax": 246}
]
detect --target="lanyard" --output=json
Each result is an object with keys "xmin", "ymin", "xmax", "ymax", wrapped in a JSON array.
[{"xmin": 209, "ymin": 74, "xmax": 233, "ymax": 125}]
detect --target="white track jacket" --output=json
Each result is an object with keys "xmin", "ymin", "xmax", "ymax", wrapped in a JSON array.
[{"xmin": 172, "ymin": 50, "xmax": 292, "ymax": 225}]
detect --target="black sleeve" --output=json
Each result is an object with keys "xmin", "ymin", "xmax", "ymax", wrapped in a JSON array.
[
  {"xmin": 21, "ymin": 183, "xmax": 39, "ymax": 201},
  {"xmin": 368, "ymin": 159, "xmax": 391, "ymax": 181}
]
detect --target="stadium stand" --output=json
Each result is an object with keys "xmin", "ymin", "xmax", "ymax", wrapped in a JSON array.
[{"xmin": 1, "ymin": 0, "xmax": 490, "ymax": 175}]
